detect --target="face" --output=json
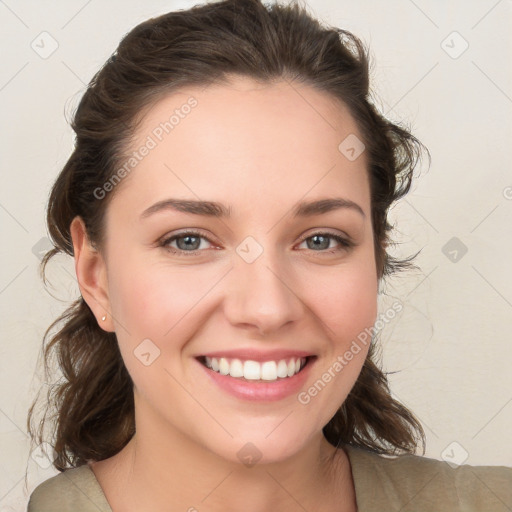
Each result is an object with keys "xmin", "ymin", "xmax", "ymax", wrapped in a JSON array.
[{"xmin": 78, "ymin": 76, "xmax": 378, "ymax": 465}]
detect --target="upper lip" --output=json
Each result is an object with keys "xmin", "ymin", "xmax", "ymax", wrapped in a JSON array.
[{"xmin": 196, "ymin": 348, "xmax": 315, "ymax": 362}]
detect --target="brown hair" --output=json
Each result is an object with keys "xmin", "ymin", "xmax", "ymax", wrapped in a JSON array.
[{"xmin": 27, "ymin": 0, "xmax": 429, "ymax": 472}]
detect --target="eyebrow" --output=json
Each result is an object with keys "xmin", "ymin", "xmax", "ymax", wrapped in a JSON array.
[{"xmin": 140, "ymin": 197, "xmax": 365, "ymax": 220}]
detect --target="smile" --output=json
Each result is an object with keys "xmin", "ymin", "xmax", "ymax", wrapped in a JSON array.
[{"xmin": 195, "ymin": 355, "xmax": 317, "ymax": 401}]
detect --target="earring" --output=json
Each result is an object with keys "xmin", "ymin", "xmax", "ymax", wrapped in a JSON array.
[{"xmin": 101, "ymin": 314, "xmax": 107, "ymax": 321}]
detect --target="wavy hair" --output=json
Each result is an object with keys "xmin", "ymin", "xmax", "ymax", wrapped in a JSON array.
[{"xmin": 27, "ymin": 0, "xmax": 429, "ymax": 472}]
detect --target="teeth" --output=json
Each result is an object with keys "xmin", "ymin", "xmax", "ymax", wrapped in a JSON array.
[
  {"xmin": 229, "ymin": 358, "xmax": 244, "ymax": 377},
  {"xmin": 219, "ymin": 358, "xmax": 230, "ymax": 375},
  {"xmin": 203, "ymin": 356, "xmax": 308, "ymax": 381},
  {"xmin": 277, "ymin": 359, "xmax": 288, "ymax": 378},
  {"xmin": 261, "ymin": 361, "xmax": 277, "ymax": 380}
]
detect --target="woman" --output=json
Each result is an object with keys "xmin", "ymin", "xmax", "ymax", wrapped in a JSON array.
[{"xmin": 26, "ymin": 0, "xmax": 512, "ymax": 510}]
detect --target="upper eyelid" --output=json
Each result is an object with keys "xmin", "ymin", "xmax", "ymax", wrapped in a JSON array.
[
  {"xmin": 296, "ymin": 229, "xmax": 351, "ymax": 243},
  {"xmin": 160, "ymin": 229, "xmax": 217, "ymax": 245}
]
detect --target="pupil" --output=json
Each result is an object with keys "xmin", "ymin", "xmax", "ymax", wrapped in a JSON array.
[
  {"xmin": 178, "ymin": 235, "xmax": 199, "ymax": 250},
  {"xmin": 309, "ymin": 235, "xmax": 328, "ymax": 250}
]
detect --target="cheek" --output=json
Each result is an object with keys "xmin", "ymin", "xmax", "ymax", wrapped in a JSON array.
[
  {"xmin": 105, "ymin": 249, "xmax": 226, "ymax": 375},
  {"xmin": 310, "ymin": 254, "xmax": 378, "ymax": 344},
  {"xmin": 304, "ymin": 250, "xmax": 378, "ymax": 398},
  {"xmin": 294, "ymin": 254, "xmax": 378, "ymax": 424},
  {"xmin": 105, "ymin": 257, "xmax": 209, "ymax": 397},
  {"xmin": 107, "ymin": 257, "xmax": 209, "ymax": 338}
]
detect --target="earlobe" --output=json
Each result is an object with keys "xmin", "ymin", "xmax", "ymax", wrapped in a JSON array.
[{"xmin": 70, "ymin": 216, "xmax": 114, "ymax": 332}]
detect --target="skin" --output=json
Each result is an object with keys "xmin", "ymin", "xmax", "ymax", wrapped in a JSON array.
[{"xmin": 71, "ymin": 75, "xmax": 378, "ymax": 512}]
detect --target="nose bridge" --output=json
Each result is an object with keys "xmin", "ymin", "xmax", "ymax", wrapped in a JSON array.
[{"xmin": 225, "ymin": 234, "xmax": 304, "ymax": 334}]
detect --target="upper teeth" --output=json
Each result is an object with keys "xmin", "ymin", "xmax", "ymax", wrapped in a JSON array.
[{"xmin": 204, "ymin": 356, "xmax": 307, "ymax": 381}]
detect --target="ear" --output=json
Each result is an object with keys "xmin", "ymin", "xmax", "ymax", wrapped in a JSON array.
[{"xmin": 70, "ymin": 216, "xmax": 114, "ymax": 332}]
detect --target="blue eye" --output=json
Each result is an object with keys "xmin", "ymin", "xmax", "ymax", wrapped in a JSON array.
[
  {"xmin": 161, "ymin": 231, "xmax": 212, "ymax": 255},
  {"xmin": 160, "ymin": 230, "xmax": 353, "ymax": 256},
  {"xmin": 297, "ymin": 232, "xmax": 353, "ymax": 253}
]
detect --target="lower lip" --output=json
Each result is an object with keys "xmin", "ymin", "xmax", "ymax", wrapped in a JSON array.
[{"xmin": 196, "ymin": 357, "xmax": 316, "ymax": 402}]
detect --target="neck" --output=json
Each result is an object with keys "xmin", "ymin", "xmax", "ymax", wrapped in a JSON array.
[{"xmin": 92, "ymin": 396, "xmax": 357, "ymax": 512}]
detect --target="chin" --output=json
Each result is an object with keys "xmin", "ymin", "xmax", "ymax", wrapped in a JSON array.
[{"xmin": 208, "ymin": 430, "xmax": 314, "ymax": 467}]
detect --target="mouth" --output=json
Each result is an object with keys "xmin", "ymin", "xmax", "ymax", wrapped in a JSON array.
[{"xmin": 195, "ymin": 355, "xmax": 316, "ymax": 382}]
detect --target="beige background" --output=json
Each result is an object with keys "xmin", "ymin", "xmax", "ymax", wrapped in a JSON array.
[{"xmin": 1, "ymin": 0, "xmax": 511, "ymax": 509}]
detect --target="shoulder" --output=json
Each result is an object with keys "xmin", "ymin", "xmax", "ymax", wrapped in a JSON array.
[
  {"xmin": 27, "ymin": 465, "xmax": 112, "ymax": 512},
  {"xmin": 344, "ymin": 444, "xmax": 512, "ymax": 512}
]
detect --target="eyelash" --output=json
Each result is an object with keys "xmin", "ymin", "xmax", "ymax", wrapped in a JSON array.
[{"xmin": 159, "ymin": 230, "xmax": 354, "ymax": 257}]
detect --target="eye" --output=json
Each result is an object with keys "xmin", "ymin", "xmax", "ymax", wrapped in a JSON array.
[
  {"xmin": 160, "ymin": 230, "xmax": 215, "ymax": 256},
  {"xmin": 297, "ymin": 232, "xmax": 354, "ymax": 254}
]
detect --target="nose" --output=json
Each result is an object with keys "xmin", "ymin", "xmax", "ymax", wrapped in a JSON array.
[{"xmin": 223, "ymin": 244, "xmax": 305, "ymax": 337}]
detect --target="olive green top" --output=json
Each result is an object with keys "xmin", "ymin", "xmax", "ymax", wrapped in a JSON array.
[{"xmin": 27, "ymin": 444, "xmax": 512, "ymax": 511}]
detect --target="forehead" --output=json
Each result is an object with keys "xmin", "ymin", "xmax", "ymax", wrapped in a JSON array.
[{"xmin": 110, "ymin": 75, "xmax": 370, "ymax": 217}]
